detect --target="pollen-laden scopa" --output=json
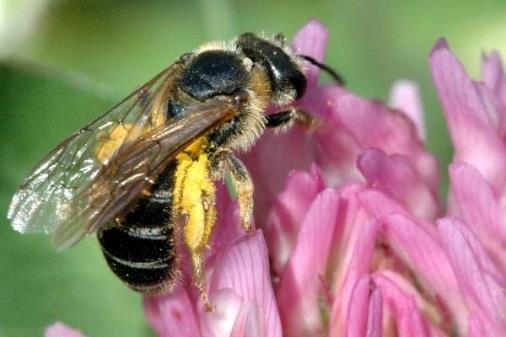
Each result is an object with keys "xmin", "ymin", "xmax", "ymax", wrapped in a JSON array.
[{"xmin": 172, "ymin": 137, "xmax": 217, "ymax": 287}]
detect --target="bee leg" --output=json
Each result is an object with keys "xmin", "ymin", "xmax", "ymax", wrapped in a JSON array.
[
  {"xmin": 191, "ymin": 252, "xmax": 213, "ymax": 311},
  {"xmin": 184, "ymin": 192, "xmax": 216, "ymax": 311},
  {"xmin": 212, "ymin": 150, "xmax": 254, "ymax": 232},
  {"xmin": 265, "ymin": 108, "xmax": 318, "ymax": 132},
  {"xmin": 185, "ymin": 188, "xmax": 216, "ymax": 311}
]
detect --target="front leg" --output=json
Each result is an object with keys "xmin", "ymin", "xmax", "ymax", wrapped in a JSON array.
[
  {"xmin": 265, "ymin": 108, "xmax": 317, "ymax": 132},
  {"xmin": 211, "ymin": 150, "xmax": 254, "ymax": 232}
]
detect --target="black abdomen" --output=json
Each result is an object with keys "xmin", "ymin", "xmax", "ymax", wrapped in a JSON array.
[{"xmin": 97, "ymin": 163, "xmax": 178, "ymax": 294}]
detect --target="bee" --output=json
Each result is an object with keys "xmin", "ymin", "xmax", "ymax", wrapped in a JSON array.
[{"xmin": 7, "ymin": 32, "xmax": 343, "ymax": 301}]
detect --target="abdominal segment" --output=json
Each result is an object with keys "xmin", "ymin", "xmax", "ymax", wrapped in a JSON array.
[{"xmin": 98, "ymin": 163, "xmax": 179, "ymax": 294}]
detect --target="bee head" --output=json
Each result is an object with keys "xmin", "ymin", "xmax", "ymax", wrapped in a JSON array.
[{"xmin": 237, "ymin": 33, "xmax": 306, "ymax": 105}]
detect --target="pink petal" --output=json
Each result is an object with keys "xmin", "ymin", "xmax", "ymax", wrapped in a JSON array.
[
  {"xmin": 144, "ymin": 296, "xmax": 167, "ymax": 336},
  {"xmin": 430, "ymin": 38, "xmax": 506, "ymax": 192},
  {"xmin": 242, "ymin": 85, "xmax": 349, "ymax": 224},
  {"xmin": 468, "ymin": 316, "xmax": 486, "ymax": 337},
  {"xmin": 390, "ymin": 80, "xmax": 426, "ymax": 141},
  {"xmin": 264, "ymin": 165, "xmax": 325, "ymax": 274},
  {"xmin": 291, "ymin": 19, "xmax": 329, "ymax": 86},
  {"xmin": 206, "ymin": 288, "xmax": 244, "ymax": 337},
  {"xmin": 276, "ymin": 188, "xmax": 340, "ymax": 336},
  {"xmin": 479, "ymin": 51, "xmax": 506, "ymax": 138},
  {"xmin": 374, "ymin": 270, "xmax": 447, "ymax": 328},
  {"xmin": 373, "ymin": 273, "xmax": 431, "ymax": 337},
  {"xmin": 308, "ymin": 87, "xmax": 364, "ymax": 187},
  {"xmin": 146, "ymin": 286, "xmax": 203, "ymax": 337},
  {"xmin": 475, "ymin": 59, "xmax": 505, "ymax": 137},
  {"xmin": 378, "ymin": 212, "xmax": 467, "ymax": 329},
  {"xmin": 240, "ymin": 125, "xmax": 314, "ymax": 226},
  {"xmin": 331, "ymin": 185, "xmax": 377, "ymax": 286},
  {"xmin": 228, "ymin": 303, "xmax": 260, "ymax": 337},
  {"xmin": 330, "ymin": 184, "xmax": 377, "ymax": 288},
  {"xmin": 444, "ymin": 210, "xmax": 506, "ymax": 288},
  {"xmin": 474, "ymin": 81, "xmax": 502, "ymax": 130},
  {"xmin": 209, "ymin": 231, "xmax": 282, "ymax": 337},
  {"xmin": 325, "ymin": 88, "xmax": 439, "ymax": 192},
  {"xmin": 357, "ymin": 188, "xmax": 406, "ymax": 218},
  {"xmin": 329, "ymin": 198, "xmax": 380, "ymax": 337},
  {"xmin": 366, "ymin": 287, "xmax": 383, "ymax": 337},
  {"xmin": 358, "ymin": 148, "xmax": 439, "ymax": 220},
  {"xmin": 449, "ymin": 163, "xmax": 506, "ymax": 273},
  {"xmin": 210, "ymin": 183, "xmax": 248, "ymax": 253},
  {"xmin": 375, "ymin": 271, "xmax": 452, "ymax": 337},
  {"xmin": 44, "ymin": 322, "xmax": 86, "ymax": 337},
  {"xmin": 449, "ymin": 163, "xmax": 503, "ymax": 233},
  {"xmin": 344, "ymin": 275, "xmax": 374, "ymax": 337},
  {"xmin": 481, "ymin": 51, "xmax": 506, "ymax": 108},
  {"xmin": 438, "ymin": 217, "xmax": 506, "ymax": 334},
  {"xmin": 242, "ymin": 306, "xmax": 262, "ymax": 337}
]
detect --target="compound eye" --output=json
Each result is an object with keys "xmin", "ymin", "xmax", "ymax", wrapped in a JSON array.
[{"xmin": 290, "ymin": 69, "xmax": 307, "ymax": 99}]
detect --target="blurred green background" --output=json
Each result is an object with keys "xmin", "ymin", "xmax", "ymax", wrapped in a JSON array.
[{"xmin": 1, "ymin": 0, "xmax": 506, "ymax": 336}]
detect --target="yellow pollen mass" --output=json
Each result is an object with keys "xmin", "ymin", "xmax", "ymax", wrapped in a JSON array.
[
  {"xmin": 95, "ymin": 108, "xmax": 166, "ymax": 165},
  {"xmin": 173, "ymin": 137, "xmax": 216, "ymax": 252},
  {"xmin": 95, "ymin": 123, "xmax": 144, "ymax": 164}
]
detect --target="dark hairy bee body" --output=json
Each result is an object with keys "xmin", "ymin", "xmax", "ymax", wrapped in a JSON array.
[
  {"xmin": 8, "ymin": 31, "xmax": 342, "ymax": 302},
  {"xmin": 97, "ymin": 34, "xmax": 308, "ymax": 294}
]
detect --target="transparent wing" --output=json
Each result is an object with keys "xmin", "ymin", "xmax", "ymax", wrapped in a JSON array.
[
  {"xmin": 8, "ymin": 61, "xmax": 182, "ymax": 238},
  {"xmin": 52, "ymin": 96, "xmax": 239, "ymax": 249}
]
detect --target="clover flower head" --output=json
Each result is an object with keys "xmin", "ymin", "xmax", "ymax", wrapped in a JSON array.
[{"xmin": 47, "ymin": 19, "xmax": 506, "ymax": 337}]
